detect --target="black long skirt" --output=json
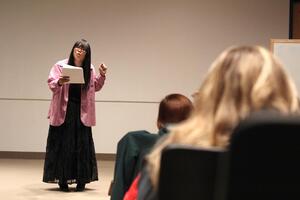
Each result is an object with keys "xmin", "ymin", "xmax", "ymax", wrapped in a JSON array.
[{"xmin": 43, "ymin": 100, "xmax": 98, "ymax": 184}]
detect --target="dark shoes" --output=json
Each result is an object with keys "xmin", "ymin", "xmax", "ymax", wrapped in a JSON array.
[
  {"xmin": 58, "ymin": 181, "xmax": 86, "ymax": 192},
  {"xmin": 76, "ymin": 183, "xmax": 86, "ymax": 192},
  {"xmin": 58, "ymin": 182, "xmax": 69, "ymax": 192}
]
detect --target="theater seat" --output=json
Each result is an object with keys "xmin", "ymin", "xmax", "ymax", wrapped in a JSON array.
[
  {"xmin": 227, "ymin": 111, "xmax": 300, "ymax": 200},
  {"xmin": 158, "ymin": 144, "xmax": 227, "ymax": 200}
]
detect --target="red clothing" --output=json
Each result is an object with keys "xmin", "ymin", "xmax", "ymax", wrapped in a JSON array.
[
  {"xmin": 123, "ymin": 174, "xmax": 141, "ymax": 200},
  {"xmin": 47, "ymin": 59, "xmax": 106, "ymax": 126}
]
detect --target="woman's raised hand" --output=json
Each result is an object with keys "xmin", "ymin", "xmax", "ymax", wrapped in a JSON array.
[{"xmin": 99, "ymin": 64, "xmax": 108, "ymax": 77}]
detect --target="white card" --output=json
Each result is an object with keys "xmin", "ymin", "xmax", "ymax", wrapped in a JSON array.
[{"xmin": 61, "ymin": 64, "xmax": 85, "ymax": 84}]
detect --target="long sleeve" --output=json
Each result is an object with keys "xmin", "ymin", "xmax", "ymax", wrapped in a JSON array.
[
  {"xmin": 92, "ymin": 66, "xmax": 106, "ymax": 92},
  {"xmin": 48, "ymin": 65, "xmax": 62, "ymax": 94}
]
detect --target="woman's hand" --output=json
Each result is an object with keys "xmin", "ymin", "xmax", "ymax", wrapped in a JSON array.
[
  {"xmin": 58, "ymin": 76, "xmax": 70, "ymax": 86},
  {"xmin": 99, "ymin": 63, "xmax": 108, "ymax": 77}
]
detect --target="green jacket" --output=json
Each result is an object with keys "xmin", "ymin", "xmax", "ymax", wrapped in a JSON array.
[{"xmin": 110, "ymin": 128, "xmax": 168, "ymax": 200}]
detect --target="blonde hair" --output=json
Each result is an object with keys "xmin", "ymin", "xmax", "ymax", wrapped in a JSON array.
[{"xmin": 146, "ymin": 45, "xmax": 299, "ymax": 188}]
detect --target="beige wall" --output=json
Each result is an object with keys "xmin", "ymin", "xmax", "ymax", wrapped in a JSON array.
[{"xmin": 0, "ymin": 0, "xmax": 289, "ymax": 153}]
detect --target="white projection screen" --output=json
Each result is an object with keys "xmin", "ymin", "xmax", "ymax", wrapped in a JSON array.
[{"xmin": 271, "ymin": 39, "xmax": 300, "ymax": 94}]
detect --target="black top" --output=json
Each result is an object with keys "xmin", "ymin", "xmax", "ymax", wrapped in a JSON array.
[{"xmin": 69, "ymin": 84, "xmax": 81, "ymax": 103}]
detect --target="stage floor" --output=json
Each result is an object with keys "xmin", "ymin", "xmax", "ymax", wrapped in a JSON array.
[{"xmin": 0, "ymin": 159, "xmax": 114, "ymax": 200}]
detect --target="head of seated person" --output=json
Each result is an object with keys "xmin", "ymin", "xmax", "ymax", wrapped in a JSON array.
[
  {"xmin": 156, "ymin": 93, "xmax": 194, "ymax": 132},
  {"xmin": 146, "ymin": 45, "xmax": 300, "ymax": 189}
]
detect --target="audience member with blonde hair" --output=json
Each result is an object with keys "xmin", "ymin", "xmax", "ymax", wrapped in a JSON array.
[{"xmin": 138, "ymin": 45, "xmax": 299, "ymax": 200}]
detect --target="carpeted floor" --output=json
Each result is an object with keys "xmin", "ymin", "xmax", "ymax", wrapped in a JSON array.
[{"xmin": 0, "ymin": 159, "xmax": 114, "ymax": 200}]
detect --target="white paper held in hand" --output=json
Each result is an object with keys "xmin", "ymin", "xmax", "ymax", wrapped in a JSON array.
[{"xmin": 62, "ymin": 64, "xmax": 85, "ymax": 84}]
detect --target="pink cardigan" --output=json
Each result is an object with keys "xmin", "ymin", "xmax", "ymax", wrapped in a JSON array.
[{"xmin": 47, "ymin": 59, "xmax": 106, "ymax": 126}]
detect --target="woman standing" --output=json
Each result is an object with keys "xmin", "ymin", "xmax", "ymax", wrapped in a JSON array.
[{"xmin": 43, "ymin": 39, "xmax": 107, "ymax": 192}]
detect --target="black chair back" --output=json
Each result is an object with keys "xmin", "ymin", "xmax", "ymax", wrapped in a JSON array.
[
  {"xmin": 158, "ymin": 144, "xmax": 227, "ymax": 200},
  {"xmin": 227, "ymin": 112, "xmax": 300, "ymax": 200}
]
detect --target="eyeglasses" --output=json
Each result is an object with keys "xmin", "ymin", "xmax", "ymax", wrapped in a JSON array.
[{"xmin": 74, "ymin": 47, "xmax": 86, "ymax": 53}]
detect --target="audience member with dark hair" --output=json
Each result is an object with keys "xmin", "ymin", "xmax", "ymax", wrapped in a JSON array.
[
  {"xmin": 110, "ymin": 93, "xmax": 193, "ymax": 200},
  {"xmin": 138, "ymin": 45, "xmax": 299, "ymax": 200}
]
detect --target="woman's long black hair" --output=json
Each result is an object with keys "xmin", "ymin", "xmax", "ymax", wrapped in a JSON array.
[{"xmin": 68, "ymin": 39, "xmax": 91, "ymax": 90}]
